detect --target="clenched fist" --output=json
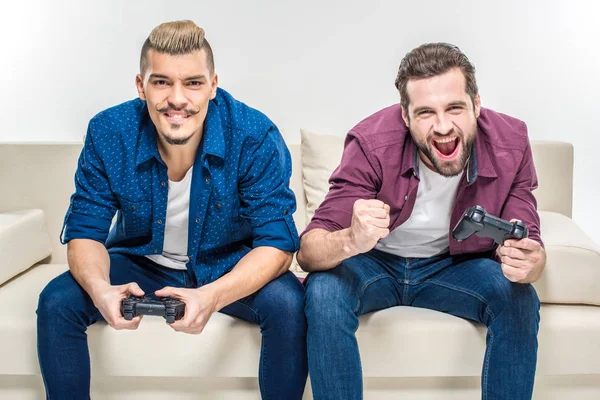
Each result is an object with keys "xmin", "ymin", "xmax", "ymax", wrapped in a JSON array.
[{"xmin": 349, "ymin": 199, "xmax": 391, "ymax": 254}]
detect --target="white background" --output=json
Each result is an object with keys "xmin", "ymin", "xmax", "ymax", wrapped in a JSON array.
[{"xmin": 1, "ymin": 0, "xmax": 599, "ymax": 243}]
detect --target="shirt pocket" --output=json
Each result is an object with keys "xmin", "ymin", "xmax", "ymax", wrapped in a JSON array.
[
  {"xmin": 119, "ymin": 198, "xmax": 153, "ymax": 237},
  {"xmin": 202, "ymin": 195, "xmax": 246, "ymax": 247}
]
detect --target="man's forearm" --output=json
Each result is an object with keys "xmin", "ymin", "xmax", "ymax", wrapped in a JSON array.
[
  {"xmin": 207, "ymin": 246, "xmax": 293, "ymax": 311},
  {"xmin": 67, "ymin": 238, "xmax": 112, "ymax": 298},
  {"xmin": 297, "ymin": 228, "xmax": 359, "ymax": 272}
]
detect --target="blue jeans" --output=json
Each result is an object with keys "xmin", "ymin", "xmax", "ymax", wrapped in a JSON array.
[
  {"xmin": 304, "ymin": 250, "xmax": 540, "ymax": 400},
  {"xmin": 37, "ymin": 253, "xmax": 308, "ymax": 400}
]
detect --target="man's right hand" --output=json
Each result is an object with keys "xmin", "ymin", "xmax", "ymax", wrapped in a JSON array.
[
  {"xmin": 349, "ymin": 199, "xmax": 391, "ymax": 254},
  {"xmin": 90, "ymin": 282, "xmax": 145, "ymax": 330}
]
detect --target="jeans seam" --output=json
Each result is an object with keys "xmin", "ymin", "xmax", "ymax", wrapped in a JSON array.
[
  {"xmin": 260, "ymin": 333, "xmax": 268, "ymax": 400},
  {"xmin": 354, "ymin": 275, "xmax": 395, "ymax": 314},
  {"xmin": 426, "ymin": 279, "xmax": 496, "ymax": 320},
  {"xmin": 232, "ymin": 299, "xmax": 261, "ymax": 321},
  {"xmin": 482, "ymin": 327, "xmax": 494, "ymax": 400},
  {"xmin": 232, "ymin": 299, "xmax": 266, "ymax": 396},
  {"xmin": 428, "ymin": 279, "xmax": 496, "ymax": 400}
]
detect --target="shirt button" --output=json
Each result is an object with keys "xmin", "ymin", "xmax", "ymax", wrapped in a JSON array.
[
  {"xmin": 130, "ymin": 205, "xmax": 136, "ymax": 211},
  {"xmin": 283, "ymin": 210, "xmax": 288, "ymax": 215},
  {"xmin": 404, "ymin": 195, "xmax": 408, "ymax": 201},
  {"xmin": 413, "ymin": 171, "xmax": 417, "ymax": 176},
  {"xmin": 216, "ymin": 203, "xmax": 221, "ymax": 209},
  {"xmin": 205, "ymin": 177, "xmax": 211, "ymax": 183},
  {"xmin": 157, "ymin": 220, "xmax": 163, "ymax": 224},
  {"xmin": 195, "ymin": 218, "xmax": 200, "ymax": 223},
  {"xmin": 153, "ymin": 249, "xmax": 158, "ymax": 254},
  {"xmin": 161, "ymin": 181, "xmax": 166, "ymax": 187}
]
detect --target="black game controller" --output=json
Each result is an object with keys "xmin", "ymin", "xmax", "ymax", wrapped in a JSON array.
[
  {"xmin": 120, "ymin": 295, "xmax": 186, "ymax": 324},
  {"xmin": 452, "ymin": 205, "xmax": 528, "ymax": 245}
]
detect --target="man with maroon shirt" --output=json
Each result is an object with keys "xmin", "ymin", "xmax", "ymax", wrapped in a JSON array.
[{"xmin": 298, "ymin": 43, "xmax": 545, "ymax": 400}]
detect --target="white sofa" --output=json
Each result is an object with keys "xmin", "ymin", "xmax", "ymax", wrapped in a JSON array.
[{"xmin": 1, "ymin": 132, "xmax": 599, "ymax": 400}]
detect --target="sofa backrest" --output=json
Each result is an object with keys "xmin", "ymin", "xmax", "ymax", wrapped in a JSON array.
[{"xmin": 0, "ymin": 139, "xmax": 573, "ymax": 264}]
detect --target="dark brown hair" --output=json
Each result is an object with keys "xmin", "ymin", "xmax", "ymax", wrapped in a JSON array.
[{"xmin": 395, "ymin": 43, "xmax": 478, "ymax": 113}]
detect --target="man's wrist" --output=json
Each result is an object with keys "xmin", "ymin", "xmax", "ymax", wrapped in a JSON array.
[
  {"xmin": 197, "ymin": 284, "xmax": 223, "ymax": 312},
  {"xmin": 87, "ymin": 279, "xmax": 111, "ymax": 301},
  {"xmin": 341, "ymin": 228, "xmax": 361, "ymax": 257}
]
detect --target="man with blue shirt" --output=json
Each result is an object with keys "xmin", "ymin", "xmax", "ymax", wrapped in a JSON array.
[{"xmin": 36, "ymin": 20, "xmax": 307, "ymax": 399}]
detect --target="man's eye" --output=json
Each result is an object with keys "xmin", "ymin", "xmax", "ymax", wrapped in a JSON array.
[
  {"xmin": 418, "ymin": 110, "xmax": 432, "ymax": 116},
  {"xmin": 153, "ymin": 80, "xmax": 168, "ymax": 86},
  {"xmin": 188, "ymin": 81, "xmax": 203, "ymax": 86}
]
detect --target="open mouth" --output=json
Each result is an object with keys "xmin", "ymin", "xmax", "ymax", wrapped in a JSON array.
[
  {"xmin": 164, "ymin": 112, "xmax": 191, "ymax": 123},
  {"xmin": 432, "ymin": 136, "xmax": 460, "ymax": 160}
]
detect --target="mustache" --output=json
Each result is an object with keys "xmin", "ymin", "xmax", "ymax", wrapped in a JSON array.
[
  {"xmin": 428, "ymin": 128, "xmax": 462, "ymax": 141},
  {"xmin": 155, "ymin": 102, "xmax": 200, "ymax": 116}
]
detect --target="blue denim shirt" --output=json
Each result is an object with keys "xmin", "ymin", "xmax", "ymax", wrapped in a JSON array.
[{"xmin": 61, "ymin": 88, "xmax": 299, "ymax": 286}]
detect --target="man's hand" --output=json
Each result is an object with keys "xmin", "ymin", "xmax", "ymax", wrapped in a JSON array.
[
  {"xmin": 90, "ymin": 282, "xmax": 145, "ymax": 330},
  {"xmin": 349, "ymin": 199, "xmax": 391, "ymax": 254},
  {"xmin": 154, "ymin": 286, "xmax": 219, "ymax": 334},
  {"xmin": 496, "ymin": 237, "xmax": 546, "ymax": 283}
]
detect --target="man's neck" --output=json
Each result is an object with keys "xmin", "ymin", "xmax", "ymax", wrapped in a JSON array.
[{"xmin": 157, "ymin": 132, "xmax": 202, "ymax": 182}]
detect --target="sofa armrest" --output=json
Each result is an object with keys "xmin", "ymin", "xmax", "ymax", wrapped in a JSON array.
[
  {"xmin": 0, "ymin": 209, "xmax": 52, "ymax": 285},
  {"xmin": 533, "ymin": 211, "xmax": 600, "ymax": 305}
]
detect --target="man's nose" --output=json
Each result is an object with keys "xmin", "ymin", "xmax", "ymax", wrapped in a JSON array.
[
  {"xmin": 433, "ymin": 114, "xmax": 453, "ymax": 135},
  {"xmin": 167, "ymin": 83, "xmax": 188, "ymax": 109}
]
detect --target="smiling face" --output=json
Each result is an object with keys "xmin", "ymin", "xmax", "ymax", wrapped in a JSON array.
[
  {"xmin": 402, "ymin": 67, "xmax": 481, "ymax": 177},
  {"xmin": 135, "ymin": 48, "xmax": 218, "ymax": 146}
]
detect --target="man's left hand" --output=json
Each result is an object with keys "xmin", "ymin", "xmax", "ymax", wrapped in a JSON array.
[
  {"xmin": 154, "ymin": 286, "xmax": 219, "ymax": 334},
  {"xmin": 496, "ymin": 237, "xmax": 546, "ymax": 284}
]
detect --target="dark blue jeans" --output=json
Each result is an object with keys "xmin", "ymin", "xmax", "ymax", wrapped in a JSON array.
[
  {"xmin": 37, "ymin": 253, "xmax": 308, "ymax": 400},
  {"xmin": 304, "ymin": 250, "xmax": 540, "ymax": 400}
]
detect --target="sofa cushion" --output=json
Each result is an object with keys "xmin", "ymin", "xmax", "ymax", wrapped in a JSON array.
[
  {"xmin": 299, "ymin": 130, "xmax": 600, "ymax": 305},
  {"xmin": 0, "ymin": 209, "xmax": 52, "ymax": 285},
  {"xmin": 300, "ymin": 129, "xmax": 344, "ymax": 223},
  {"xmin": 2, "ymin": 263, "xmax": 599, "ymax": 378},
  {"xmin": 533, "ymin": 211, "xmax": 600, "ymax": 305}
]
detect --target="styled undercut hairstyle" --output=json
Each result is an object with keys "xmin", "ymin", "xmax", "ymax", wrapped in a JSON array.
[
  {"xmin": 394, "ymin": 43, "xmax": 478, "ymax": 114},
  {"xmin": 139, "ymin": 20, "xmax": 215, "ymax": 76}
]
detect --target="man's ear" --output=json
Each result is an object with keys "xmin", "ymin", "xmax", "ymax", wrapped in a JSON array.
[
  {"xmin": 401, "ymin": 105, "xmax": 410, "ymax": 126},
  {"xmin": 210, "ymin": 73, "xmax": 219, "ymax": 100},
  {"xmin": 474, "ymin": 93, "xmax": 481, "ymax": 118},
  {"xmin": 135, "ymin": 74, "xmax": 146, "ymax": 100}
]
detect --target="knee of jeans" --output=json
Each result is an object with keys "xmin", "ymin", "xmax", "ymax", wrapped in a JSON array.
[
  {"xmin": 487, "ymin": 276, "xmax": 540, "ymax": 324},
  {"xmin": 304, "ymin": 271, "xmax": 355, "ymax": 322},
  {"xmin": 37, "ymin": 274, "xmax": 81, "ymax": 319},
  {"xmin": 262, "ymin": 277, "xmax": 306, "ymax": 329}
]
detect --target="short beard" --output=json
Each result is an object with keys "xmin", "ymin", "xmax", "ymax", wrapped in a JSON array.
[
  {"xmin": 159, "ymin": 124, "xmax": 195, "ymax": 146},
  {"xmin": 411, "ymin": 126, "xmax": 476, "ymax": 178},
  {"xmin": 162, "ymin": 132, "xmax": 194, "ymax": 146}
]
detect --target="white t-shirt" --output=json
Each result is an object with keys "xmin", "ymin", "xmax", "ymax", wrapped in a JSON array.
[
  {"xmin": 145, "ymin": 167, "xmax": 193, "ymax": 270},
  {"xmin": 375, "ymin": 157, "xmax": 463, "ymax": 258}
]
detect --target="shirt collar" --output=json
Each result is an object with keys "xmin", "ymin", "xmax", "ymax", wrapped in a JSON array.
[
  {"xmin": 400, "ymin": 136, "xmax": 418, "ymax": 176},
  {"xmin": 200, "ymin": 97, "xmax": 225, "ymax": 160},
  {"xmin": 135, "ymin": 94, "xmax": 226, "ymax": 167},
  {"xmin": 135, "ymin": 106, "xmax": 161, "ymax": 167},
  {"xmin": 469, "ymin": 126, "xmax": 498, "ymax": 184}
]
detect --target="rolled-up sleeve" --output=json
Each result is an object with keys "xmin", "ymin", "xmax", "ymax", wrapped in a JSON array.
[
  {"xmin": 61, "ymin": 121, "xmax": 117, "ymax": 244},
  {"xmin": 238, "ymin": 126, "xmax": 299, "ymax": 252}
]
